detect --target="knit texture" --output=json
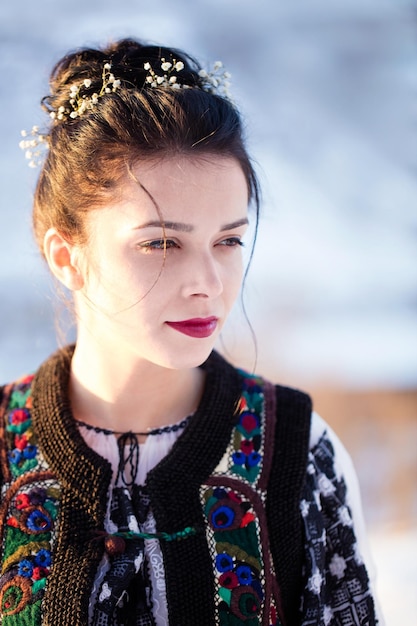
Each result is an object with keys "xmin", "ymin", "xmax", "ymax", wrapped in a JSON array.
[{"xmin": 266, "ymin": 386, "xmax": 312, "ymax": 624}]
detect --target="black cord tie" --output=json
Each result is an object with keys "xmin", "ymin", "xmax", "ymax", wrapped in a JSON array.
[{"xmin": 116, "ymin": 432, "xmax": 139, "ymax": 487}]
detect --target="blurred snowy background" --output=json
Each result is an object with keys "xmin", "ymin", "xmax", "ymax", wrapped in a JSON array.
[{"xmin": 1, "ymin": 1, "xmax": 416, "ymax": 622}]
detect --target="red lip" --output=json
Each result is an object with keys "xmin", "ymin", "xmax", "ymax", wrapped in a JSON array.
[{"xmin": 166, "ymin": 317, "xmax": 218, "ymax": 338}]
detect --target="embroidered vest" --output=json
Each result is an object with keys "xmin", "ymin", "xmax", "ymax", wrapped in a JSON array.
[{"xmin": 0, "ymin": 352, "xmax": 312, "ymax": 626}]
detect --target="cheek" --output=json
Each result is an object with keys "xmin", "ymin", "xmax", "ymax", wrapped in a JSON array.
[
  {"xmin": 223, "ymin": 257, "xmax": 244, "ymax": 302},
  {"xmin": 83, "ymin": 249, "xmax": 168, "ymax": 302}
]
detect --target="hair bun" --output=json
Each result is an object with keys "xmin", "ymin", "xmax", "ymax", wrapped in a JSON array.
[{"xmin": 43, "ymin": 39, "xmax": 201, "ymax": 119}]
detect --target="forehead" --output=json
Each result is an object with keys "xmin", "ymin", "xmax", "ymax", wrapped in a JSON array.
[{"xmin": 91, "ymin": 155, "xmax": 249, "ymax": 228}]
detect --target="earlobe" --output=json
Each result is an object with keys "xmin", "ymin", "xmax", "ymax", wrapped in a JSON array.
[{"xmin": 43, "ymin": 228, "xmax": 84, "ymax": 291}]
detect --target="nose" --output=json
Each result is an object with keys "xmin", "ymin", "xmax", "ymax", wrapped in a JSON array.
[{"xmin": 181, "ymin": 251, "xmax": 223, "ymax": 299}]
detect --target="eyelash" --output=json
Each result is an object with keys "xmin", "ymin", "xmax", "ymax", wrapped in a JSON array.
[
  {"xmin": 219, "ymin": 237, "xmax": 244, "ymax": 247},
  {"xmin": 139, "ymin": 239, "xmax": 178, "ymax": 250},
  {"xmin": 138, "ymin": 237, "xmax": 244, "ymax": 251}
]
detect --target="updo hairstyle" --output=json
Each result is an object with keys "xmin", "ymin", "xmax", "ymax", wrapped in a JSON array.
[{"xmin": 33, "ymin": 38, "xmax": 259, "ymax": 256}]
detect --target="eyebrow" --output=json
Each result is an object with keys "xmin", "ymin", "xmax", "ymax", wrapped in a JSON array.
[{"xmin": 134, "ymin": 217, "xmax": 249, "ymax": 232}]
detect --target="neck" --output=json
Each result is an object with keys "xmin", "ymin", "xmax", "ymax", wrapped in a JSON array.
[{"xmin": 69, "ymin": 340, "xmax": 206, "ymax": 435}]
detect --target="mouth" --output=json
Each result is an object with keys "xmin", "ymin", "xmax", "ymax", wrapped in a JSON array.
[{"xmin": 166, "ymin": 317, "xmax": 219, "ymax": 338}]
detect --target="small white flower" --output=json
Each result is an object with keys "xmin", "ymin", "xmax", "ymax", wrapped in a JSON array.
[
  {"xmin": 156, "ymin": 76, "xmax": 165, "ymax": 85},
  {"xmin": 213, "ymin": 61, "xmax": 223, "ymax": 70},
  {"xmin": 307, "ymin": 567, "xmax": 323, "ymax": 595},
  {"xmin": 69, "ymin": 85, "xmax": 78, "ymax": 97},
  {"xmin": 105, "ymin": 87, "xmax": 111, "ymax": 93},
  {"xmin": 318, "ymin": 473, "xmax": 336, "ymax": 496},
  {"xmin": 329, "ymin": 553, "xmax": 347, "ymax": 579},
  {"xmin": 174, "ymin": 61, "xmax": 184, "ymax": 72},
  {"xmin": 171, "ymin": 83, "xmax": 181, "ymax": 90},
  {"xmin": 91, "ymin": 93, "xmax": 99, "ymax": 104},
  {"xmin": 307, "ymin": 462, "xmax": 315, "ymax": 475},
  {"xmin": 127, "ymin": 514, "xmax": 139, "ymax": 533},
  {"xmin": 338, "ymin": 505, "xmax": 353, "ymax": 527},
  {"xmin": 169, "ymin": 76, "xmax": 177, "ymax": 84},
  {"xmin": 112, "ymin": 79, "xmax": 121, "ymax": 89},
  {"xmin": 83, "ymin": 79, "xmax": 92, "ymax": 88},
  {"xmin": 161, "ymin": 61, "xmax": 172, "ymax": 72},
  {"xmin": 50, "ymin": 111, "xmax": 56, "ymax": 119},
  {"xmin": 300, "ymin": 499, "xmax": 310, "ymax": 517},
  {"xmin": 323, "ymin": 606, "xmax": 333, "ymax": 625},
  {"xmin": 69, "ymin": 111, "xmax": 78, "ymax": 119},
  {"xmin": 99, "ymin": 582, "xmax": 112, "ymax": 602},
  {"xmin": 108, "ymin": 73, "xmax": 115, "ymax": 83},
  {"xmin": 29, "ymin": 160, "xmax": 37, "ymax": 168},
  {"xmin": 104, "ymin": 62, "xmax": 111, "ymax": 70},
  {"xmin": 20, "ymin": 130, "xmax": 27, "ymax": 137},
  {"xmin": 25, "ymin": 150, "xmax": 33, "ymax": 159},
  {"xmin": 144, "ymin": 62, "xmax": 151, "ymax": 70},
  {"xmin": 58, "ymin": 106, "xmax": 66, "ymax": 114},
  {"xmin": 198, "ymin": 69, "xmax": 208, "ymax": 78}
]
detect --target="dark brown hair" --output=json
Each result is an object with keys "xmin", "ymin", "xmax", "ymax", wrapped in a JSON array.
[{"xmin": 33, "ymin": 38, "xmax": 259, "ymax": 256}]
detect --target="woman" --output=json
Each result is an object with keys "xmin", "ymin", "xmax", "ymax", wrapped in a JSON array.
[{"xmin": 0, "ymin": 39, "xmax": 380, "ymax": 625}]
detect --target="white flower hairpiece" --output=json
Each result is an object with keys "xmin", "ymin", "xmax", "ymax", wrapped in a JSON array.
[
  {"xmin": 144, "ymin": 58, "xmax": 185, "ymax": 89},
  {"xmin": 20, "ymin": 57, "xmax": 233, "ymax": 167},
  {"xmin": 19, "ymin": 62, "xmax": 121, "ymax": 166},
  {"xmin": 50, "ymin": 62, "xmax": 121, "ymax": 121},
  {"xmin": 143, "ymin": 58, "xmax": 232, "ymax": 100},
  {"xmin": 198, "ymin": 61, "xmax": 232, "ymax": 100}
]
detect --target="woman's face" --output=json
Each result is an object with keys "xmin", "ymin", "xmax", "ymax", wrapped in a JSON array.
[{"xmin": 74, "ymin": 155, "xmax": 249, "ymax": 370}]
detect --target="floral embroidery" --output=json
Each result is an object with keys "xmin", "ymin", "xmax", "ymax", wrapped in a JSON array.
[
  {"xmin": 202, "ymin": 374, "xmax": 282, "ymax": 624},
  {"xmin": 6, "ymin": 377, "xmax": 38, "ymax": 479},
  {"xmin": 230, "ymin": 375, "xmax": 265, "ymax": 484},
  {"xmin": 0, "ymin": 377, "xmax": 61, "ymax": 623},
  {"xmin": 203, "ymin": 486, "xmax": 265, "ymax": 623}
]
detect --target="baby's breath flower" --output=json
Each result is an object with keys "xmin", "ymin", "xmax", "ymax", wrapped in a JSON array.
[
  {"xmin": 144, "ymin": 62, "xmax": 151, "ymax": 71},
  {"xmin": 19, "ymin": 124, "xmax": 48, "ymax": 167},
  {"xmin": 174, "ymin": 61, "xmax": 184, "ymax": 72},
  {"xmin": 161, "ymin": 61, "xmax": 172, "ymax": 72},
  {"xmin": 104, "ymin": 62, "xmax": 111, "ymax": 70},
  {"xmin": 83, "ymin": 79, "xmax": 92, "ymax": 88}
]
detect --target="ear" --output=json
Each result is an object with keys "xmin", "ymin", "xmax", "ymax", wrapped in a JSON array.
[{"xmin": 43, "ymin": 228, "xmax": 85, "ymax": 291}]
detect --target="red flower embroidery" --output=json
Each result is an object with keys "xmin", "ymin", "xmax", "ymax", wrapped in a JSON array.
[{"xmin": 15, "ymin": 494, "xmax": 31, "ymax": 510}]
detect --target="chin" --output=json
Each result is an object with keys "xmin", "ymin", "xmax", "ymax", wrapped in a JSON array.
[{"xmin": 154, "ymin": 341, "xmax": 216, "ymax": 371}]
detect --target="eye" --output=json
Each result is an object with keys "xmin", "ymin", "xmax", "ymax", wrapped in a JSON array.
[
  {"xmin": 217, "ymin": 237, "xmax": 244, "ymax": 247},
  {"xmin": 138, "ymin": 239, "xmax": 179, "ymax": 251}
]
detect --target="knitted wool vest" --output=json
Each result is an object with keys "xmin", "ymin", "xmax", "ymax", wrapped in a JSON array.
[{"xmin": 0, "ymin": 347, "xmax": 312, "ymax": 626}]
